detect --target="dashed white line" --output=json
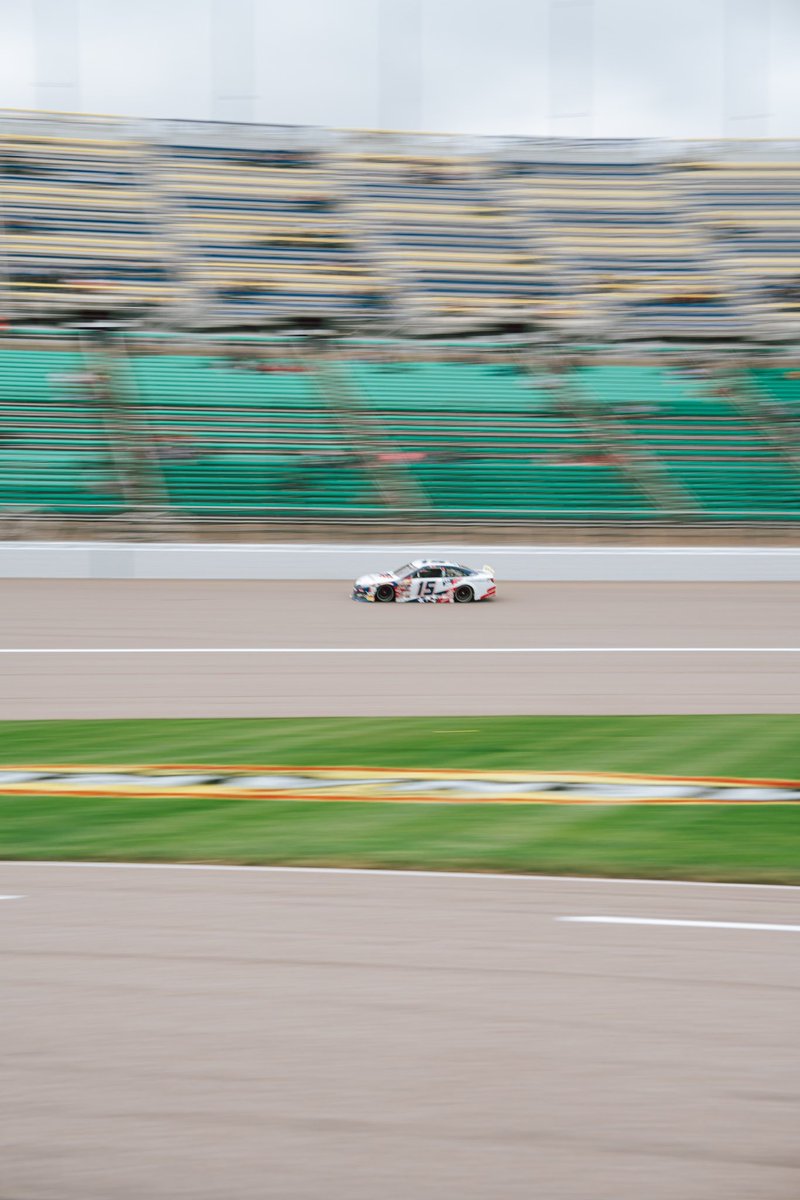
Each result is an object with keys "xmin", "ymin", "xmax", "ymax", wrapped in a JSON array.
[
  {"xmin": 559, "ymin": 916, "xmax": 800, "ymax": 932},
  {"xmin": 0, "ymin": 894, "xmax": 23, "ymax": 901}
]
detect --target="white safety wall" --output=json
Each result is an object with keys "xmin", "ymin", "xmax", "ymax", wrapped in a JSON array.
[{"xmin": 1, "ymin": 542, "xmax": 800, "ymax": 581}]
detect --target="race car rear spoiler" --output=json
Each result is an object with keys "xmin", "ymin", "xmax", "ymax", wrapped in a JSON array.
[{"xmin": 482, "ymin": 564, "xmax": 495, "ymax": 577}]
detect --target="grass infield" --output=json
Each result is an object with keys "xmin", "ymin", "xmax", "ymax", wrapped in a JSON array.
[{"xmin": 1, "ymin": 715, "xmax": 799, "ymax": 883}]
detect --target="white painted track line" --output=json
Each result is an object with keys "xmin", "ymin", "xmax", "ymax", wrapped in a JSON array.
[
  {"xmin": 0, "ymin": 895, "xmax": 23, "ymax": 901},
  {"xmin": 1, "ymin": 646, "xmax": 800, "ymax": 655},
  {"xmin": 560, "ymin": 916, "xmax": 800, "ymax": 932}
]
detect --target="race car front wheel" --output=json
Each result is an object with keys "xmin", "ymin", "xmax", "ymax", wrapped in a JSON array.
[
  {"xmin": 454, "ymin": 585, "xmax": 474, "ymax": 603},
  {"xmin": 375, "ymin": 583, "xmax": 395, "ymax": 602}
]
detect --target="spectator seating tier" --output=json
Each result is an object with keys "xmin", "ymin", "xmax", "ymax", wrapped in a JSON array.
[{"xmin": 0, "ymin": 349, "xmax": 123, "ymax": 512}]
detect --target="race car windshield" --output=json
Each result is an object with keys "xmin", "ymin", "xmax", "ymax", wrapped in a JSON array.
[{"xmin": 392, "ymin": 564, "xmax": 415, "ymax": 577}]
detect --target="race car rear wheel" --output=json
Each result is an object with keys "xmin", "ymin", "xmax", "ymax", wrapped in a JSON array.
[
  {"xmin": 375, "ymin": 583, "xmax": 395, "ymax": 602},
  {"xmin": 454, "ymin": 584, "xmax": 474, "ymax": 603}
]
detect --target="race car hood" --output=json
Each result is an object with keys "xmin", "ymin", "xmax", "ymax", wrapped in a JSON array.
[{"xmin": 354, "ymin": 572, "xmax": 397, "ymax": 588}]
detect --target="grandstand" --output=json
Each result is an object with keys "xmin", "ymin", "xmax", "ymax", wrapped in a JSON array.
[
  {"xmin": 0, "ymin": 347, "xmax": 124, "ymax": 514},
  {"xmin": 1, "ymin": 111, "xmax": 800, "ymax": 533},
  {"xmin": 0, "ymin": 126, "xmax": 170, "ymax": 315},
  {"xmin": 4, "ymin": 111, "xmax": 800, "ymax": 334}
]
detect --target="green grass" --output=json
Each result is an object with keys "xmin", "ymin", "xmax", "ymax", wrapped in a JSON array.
[
  {"xmin": 2, "ymin": 715, "xmax": 800, "ymax": 777},
  {"xmin": 1, "ymin": 716, "xmax": 799, "ymax": 883}
]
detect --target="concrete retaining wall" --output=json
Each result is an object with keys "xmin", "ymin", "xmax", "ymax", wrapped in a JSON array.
[{"xmin": 2, "ymin": 542, "xmax": 800, "ymax": 581}]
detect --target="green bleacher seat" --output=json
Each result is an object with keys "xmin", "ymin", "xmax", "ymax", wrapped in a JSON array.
[
  {"xmin": 576, "ymin": 365, "xmax": 799, "ymax": 517},
  {"xmin": 130, "ymin": 354, "xmax": 377, "ymax": 514},
  {"xmin": 4, "ymin": 344, "xmax": 800, "ymax": 522},
  {"xmin": 750, "ymin": 369, "xmax": 800, "ymax": 406},
  {"xmin": 0, "ymin": 350, "xmax": 124, "ymax": 513},
  {"xmin": 347, "ymin": 361, "xmax": 656, "ymax": 516}
]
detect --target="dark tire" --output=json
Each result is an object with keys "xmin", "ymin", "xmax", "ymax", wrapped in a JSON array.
[
  {"xmin": 454, "ymin": 584, "xmax": 474, "ymax": 603},
  {"xmin": 375, "ymin": 583, "xmax": 396, "ymax": 603}
]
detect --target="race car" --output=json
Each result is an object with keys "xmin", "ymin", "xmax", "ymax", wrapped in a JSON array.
[{"xmin": 352, "ymin": 559, "xmax": 496, "ymax": 604}]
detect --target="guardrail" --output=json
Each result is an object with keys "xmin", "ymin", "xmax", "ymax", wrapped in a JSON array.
[{"xmin": 3, "ymin": 541, "xmax": 800, "ymax": 581}]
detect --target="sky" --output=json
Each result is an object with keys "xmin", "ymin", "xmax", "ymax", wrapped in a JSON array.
[{"xmin": 0, "ymin": 0, "xmax": 798, "ymax": 139}]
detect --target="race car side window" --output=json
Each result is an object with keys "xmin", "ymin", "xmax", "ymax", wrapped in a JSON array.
[
  {"xmin": 444, "ymin": 566, "xmax": 463, "ymax": 578},
  {"xmin": 416, "ymin": 567, "xmax": 443, "ymax": 578}
]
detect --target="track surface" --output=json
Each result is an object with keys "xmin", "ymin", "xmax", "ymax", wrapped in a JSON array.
[
  {"xmin": 1, "ymin": 579, "xmax": 798, "ymax": 716},
  {"xmin": 2, "ymin": 863, "xmax": 798, "ymax": 1200},
  {"xmin": 4, "ymin": 582, "xmax": 797, "ymax": 1199}
]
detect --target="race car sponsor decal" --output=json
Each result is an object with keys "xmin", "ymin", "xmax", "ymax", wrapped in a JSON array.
[{"xmin": 0, "ymin": 766, "xmax": 799, "ymax": 803}]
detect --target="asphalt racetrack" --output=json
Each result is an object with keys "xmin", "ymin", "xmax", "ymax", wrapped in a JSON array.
[
  {"xmin": 0, "ymin": 579, "xmax": 798, "ymax": 716},
  {"xmin": 2, "ymin": 862, "xmax": 799, "ymax": 1200},
  {"xmin": 3, "ymin": 584, "xmax": 799, "ymax": 1199}
]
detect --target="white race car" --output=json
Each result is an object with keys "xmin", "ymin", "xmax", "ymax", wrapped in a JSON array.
[{"xmin": 352, "ymin": 559, "xmax": 496, "ymax": 604}]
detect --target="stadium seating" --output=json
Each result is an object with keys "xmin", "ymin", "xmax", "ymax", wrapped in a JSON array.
[
  {"xmin": 340, "ymin": 153, "xmax": 557, "ymax": 318},
  {"xmin": 0, "ymin": 131, "xmax": 171, "ymax": 312},
  {"xmin": 499, "ymin": 159, "xmax": 742, "ymax": 334},
  {"xmin": 0, "ymin": 349, "xmax": 123, "ymax": 512},
  {"xmin": 684, "ymin": 162, "xmax": 800, "ymax": 300},
  {"xmin": 678, "ymin": 160, "xmax": 800, "ymax": 332},
  {"xmin": 575, "ymin": 364, "xmax": 800, "ymax": 515},
  {"xmin": 3, "ymin": 340, "xmax": 800, "ymax": 521},
  {"xmin": 346, "ymin": 360, "xmax": 654, "ymax": 515},
  {"xmin": 2, "ymin": 112, "xmax": 800, "ymax": 524},
  {"xmin": 749, "ymin": 366, "xmax": 800, "ymax": 407},
  {"xmin": 129, "ymin": 351, "xmax": 377, "ymax": 514},
  {"xmin": 1, "ymin": 111, "xmax": 800, "ymax": 337},
  {"xmin": 162, "ymin": 145, "xmax": 385, "ymax": 317}
]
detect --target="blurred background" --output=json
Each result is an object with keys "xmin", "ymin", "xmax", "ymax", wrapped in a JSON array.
[{"xmin": 1, "ymin": 1, "xmax": 800, "ymax": 542}]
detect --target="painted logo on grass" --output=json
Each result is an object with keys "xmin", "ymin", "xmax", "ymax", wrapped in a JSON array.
[{"xmin": 0, "ymin": 766, "xmax": 799, "ymax": 804}]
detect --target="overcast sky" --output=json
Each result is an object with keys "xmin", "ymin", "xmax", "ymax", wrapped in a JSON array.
[{"xmin": 0, "ymin": 0, "xmax": 798, "ymax": 139}]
